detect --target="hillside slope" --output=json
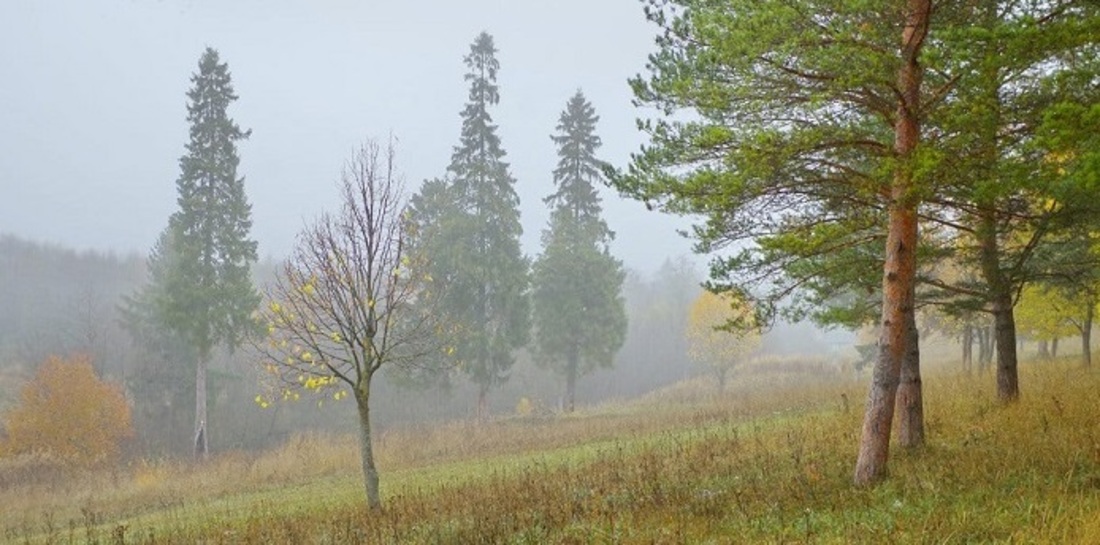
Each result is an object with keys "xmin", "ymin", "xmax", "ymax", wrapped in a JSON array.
[{"xmin": 2, "ymin": 360, "xmax": 1098, "ymax": 543}]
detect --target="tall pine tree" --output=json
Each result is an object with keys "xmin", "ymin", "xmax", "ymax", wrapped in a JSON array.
[
  {"xmin": 532, "ymin": 91, "xmax": 626, "ymax": 413},
  {"xmin": 414, "ymin": 32, "xmax": 529, "ymax": 418},
  {"xmin": 609, "ymin": 0, "xmax": 936, "ymax": 484},
  {"xmin": 131, "ymin": 47, "xmax": 259, "ymax": 458}
]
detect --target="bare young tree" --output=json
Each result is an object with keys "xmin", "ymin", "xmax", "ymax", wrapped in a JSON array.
[{"xmin": 255, "ymin": 138, "xmax": 441, "ymax": 510}]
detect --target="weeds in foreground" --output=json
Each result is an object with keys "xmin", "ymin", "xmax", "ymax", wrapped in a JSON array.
[{"xmin": 3, "ymin": 360, "xmax": 1099, "ymax": 543}]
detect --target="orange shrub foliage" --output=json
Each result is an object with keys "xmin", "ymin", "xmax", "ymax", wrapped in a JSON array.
[{"xmin": 0, "ymin": 354, "xmax": 133, "ymax": 467}]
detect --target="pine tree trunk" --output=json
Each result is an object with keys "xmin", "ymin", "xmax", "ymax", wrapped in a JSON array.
[
  {"xmin": 895, "ymin": 300, "xmax": 923, "ymax": 449},
  {"xmin": 992, "ymin": 294, "xmax": 1020, "ymax": 401},
  {"xmin": 356, "ymin": 391, "xmax": 381, "ymax": 510},
  {"xmin": 193, "ymin": 356, "xmax": 209, "ymax": 459},
  {"xmin": 855, "ymin": 204, "xmax": 916, "ymax": 485},
  {"xmin": 1051, "ymin": 337, "xmax": 1058, "ymax": 359},
  {"xmin": 977, "ymin": 203, "xmax": 1019, "ymax": 401},
  {"xmin": 854, "ymin": 0, "xmax": 929, "ymax": 486},
  {"xmin": 1082, "ymin": 304, "xmax": 1093, "ymax": 368}
]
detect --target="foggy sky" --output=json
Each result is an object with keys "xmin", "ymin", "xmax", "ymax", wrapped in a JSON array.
[{"xmin": 0, "ymin": 0, "xmax": 697, "ymax": 273}]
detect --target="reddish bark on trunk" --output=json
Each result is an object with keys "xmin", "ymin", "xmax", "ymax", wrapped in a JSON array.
[{"xmin": 854, "ymin": 0, "xmax": 930, "ymax": 486}]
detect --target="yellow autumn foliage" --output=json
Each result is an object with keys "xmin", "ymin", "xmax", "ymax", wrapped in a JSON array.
[
  {"xmin": 686, "ymin": 290, "xmax": 762, "ymax": 385},
  {"xmin": 1015, "ymin": 284, "xmax": 1083, "ymax": 341},
  {"xmin": 0, "ymin": 354, "xmax": 133, "ymax": 468}
]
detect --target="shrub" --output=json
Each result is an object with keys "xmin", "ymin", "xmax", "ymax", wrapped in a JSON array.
[{"xmin": 0, "ymin": 354, "xmax": 133, "ymax": 467}]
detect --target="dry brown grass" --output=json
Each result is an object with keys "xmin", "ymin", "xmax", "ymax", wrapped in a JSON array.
[
  {"xmin": 4, "ymin": 357, "xmax": 1099, "ymax": 543},
  {"xmin": 0, "ymin": 360, "xmax": 852, "ymax": 541}
]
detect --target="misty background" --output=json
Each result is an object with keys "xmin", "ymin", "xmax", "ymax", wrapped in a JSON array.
[
  {"xmin": 1, "ymin": 0, "xmax": 693, "ymax": 272},
  {"xmin": 0, "ymin": 0, "xmax": 859, "ymax": 456}
]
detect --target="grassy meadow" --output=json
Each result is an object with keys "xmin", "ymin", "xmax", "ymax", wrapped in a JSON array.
[{"xmin": 2, "ymin": 357, "xmax": 1099, "ymax": 544}]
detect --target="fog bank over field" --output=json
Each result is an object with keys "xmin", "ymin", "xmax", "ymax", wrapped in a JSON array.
[{"xmin": 0, "ymin": 0, "xmax": 695, "ymax": 274}]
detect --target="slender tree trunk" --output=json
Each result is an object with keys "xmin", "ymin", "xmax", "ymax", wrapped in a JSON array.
[
  {"xmin": 193, "ymin": 356, "xmax": 209, "ymax": 459},
  {"xmin": 356, "ymin": 391, "xmax": 381, "ymax": 510},
  {"xmin": 477, "ymin": 383, "xmax": 489, "ymax": 422},
  {"xmin": 1051, "ymin": 337, "xmax": 1059, "ymax": 358},
  {"xmin": 895, "ymin": 298, "xmax": 923, "ymax": 448},
  {"xmin": 1038, "ymin": 339, "xmax": 1050, "ymax": 360},
  {"xmin": 977, "ymin": 324, "xmax": 992, "ymax": 372},
  {"xmin": 854, "ymin": 0, "xmax": 929, "ymax": 487},
  {"xmin": 962, "ymin": 325, "xmax": 973, "ymax": 374},
  {"xmin": 987, "ymin": 322, "xmax": 997, "ymax": 370},
  {"xmin": 565, "ymin": 350, "xmax": 578, "ymax": 414},
  {"xmin": 976, "ymin": 327, "xmax": 984, "ymax": 368},
  {"xmin": 1083, "ymin": 304, "xmax": 1093, "ymax": 368}
]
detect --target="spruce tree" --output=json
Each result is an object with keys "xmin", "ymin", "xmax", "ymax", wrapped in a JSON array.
[
  {"xmin": 532, "ymin": 91, "xmax": 626, "ymax": 413},
  {"xmin": 119, "ymin": 227, "xmax": 197, "ymax": 455},
  {"xmin": 416, "ymin": 32, "xmax": 529, "ymax": 418},
  {"xmin": 132, "ymin": 47, "xmax": 259, "ymax": 458}
]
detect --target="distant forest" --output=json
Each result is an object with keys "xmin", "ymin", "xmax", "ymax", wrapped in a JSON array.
[{"xmin": 0, "ymin": 233, "xmax": 774, "ymax": 457}]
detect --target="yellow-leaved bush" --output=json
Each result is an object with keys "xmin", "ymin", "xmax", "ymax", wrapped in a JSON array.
[
  {"xmin": 0, "ymin": 354, "xmax": 133, "ymax": 467},
  {"xmin": 686, "ymin": 290, "xmax": 762, "ymax": 389}
]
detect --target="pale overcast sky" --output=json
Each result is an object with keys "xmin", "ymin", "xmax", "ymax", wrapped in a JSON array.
[{"xmin": 0, "ymin": 0, "xmax": 697, "ymax": 273}]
